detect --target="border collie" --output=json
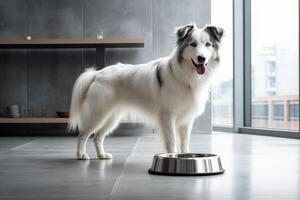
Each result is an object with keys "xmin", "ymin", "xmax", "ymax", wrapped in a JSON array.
[{"xmin": 69, "ymin": 23, "xmax": 223, "ymax": 160}]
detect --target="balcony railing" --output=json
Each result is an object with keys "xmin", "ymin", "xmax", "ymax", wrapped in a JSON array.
[{"xmin": 213, "ymin": 95, "xmax": 299, "ymax": 130}]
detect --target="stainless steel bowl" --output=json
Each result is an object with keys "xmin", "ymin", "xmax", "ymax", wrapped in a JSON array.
[{"xmin": 149, "ymin": 153, "xmax": 225, "ymax": 176}]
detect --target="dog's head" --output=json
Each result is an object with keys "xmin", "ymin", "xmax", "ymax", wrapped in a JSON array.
[{"xmin": 175, "ymin": 23, "xmax": 223, "ymax": 75}]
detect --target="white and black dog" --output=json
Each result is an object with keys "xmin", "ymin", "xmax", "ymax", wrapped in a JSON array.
[{"xmin": 69, "ymin": 23, "xmax": 223, "ymax": 160}]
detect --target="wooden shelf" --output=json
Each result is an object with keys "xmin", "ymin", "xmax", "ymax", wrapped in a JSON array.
[
  {"xmin": 0, "ymin": 118, "xmax": 68, "ymax": 124},
  {"xmin": 0, "ymin": 38, "xmax": 144, "ymax": 49}
]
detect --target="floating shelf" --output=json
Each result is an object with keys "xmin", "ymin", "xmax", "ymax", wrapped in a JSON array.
[
  {"xmin": 0, "ymin": 118, "xmax": 68, "ymax": 124},
  {"xmin": 0, "ymin": 118, "xmax": 145, "ymax": 127},
  {"xmin": 0, "ymin": 38, "xmax": 144, "ymax": 49}
]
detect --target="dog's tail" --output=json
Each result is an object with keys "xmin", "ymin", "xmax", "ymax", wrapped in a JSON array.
[{"xmin": 68, "ymin": 68, "xmax": 97, "ymax": 132}]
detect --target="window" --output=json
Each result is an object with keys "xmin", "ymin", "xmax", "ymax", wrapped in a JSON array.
[
  {"xmin": 266, "ymin": 61, "xmax": 276, "ymax": 74},
  {"xmin": 211, "ymin": 0, "xmax": 233, "ymax": 127},
  {"xmin": 252, "ymin": 103, "xmax": 268, "ymax": 119},
  {"xmin": 268, "ymin": 77, "xmax": 276, "ymax": 89},
  {"xmin": 213, "ymin": 105, "xmax": 232, "ymax": 118},
  {"xmin": 272, "ymin": 102, "xmax": 284, "ymax": 120},
  {"xmin": 251, "ymin": 0, "xmax": 299, "ymax": 130},
  {"xmin": 289, "ymin": 102, "xmax": 299, "ymax": 121}
]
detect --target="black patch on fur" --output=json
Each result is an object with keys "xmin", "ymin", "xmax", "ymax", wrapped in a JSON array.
[
  {"xmin": 156, "ymin": 64, "xmax": 163, "ymax": 87},
  {"xmin": 168, "ymin": 61, "xmax": 174, "ymax": 76},
  {"xmin": 204, "ymin": 26, "xmax": 224, "ymax": 49},
  {"xmin": 176, "ymin": 25, "xmax": 194, "ymax": 45},
  {"xmin": 175, "ymin": 24, "xmax": 195, "ymax": 64}
]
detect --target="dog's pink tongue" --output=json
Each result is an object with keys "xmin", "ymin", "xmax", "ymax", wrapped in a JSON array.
[{"xmin": 195, "ymin": 64, "xmax": 205, "ymax": 75}]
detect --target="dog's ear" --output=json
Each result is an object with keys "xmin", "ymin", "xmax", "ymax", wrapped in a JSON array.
[
  {"xmin": 204, "ymin": 25, "xmax": 224, "ymax": 43},
  {"xmin": 175, "ymin": 23, "xmax": 195, "ymax": 44}
]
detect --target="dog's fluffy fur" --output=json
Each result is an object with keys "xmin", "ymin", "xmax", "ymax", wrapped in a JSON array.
[{"xmin": 69, "ymin": 23, "xmax": 223, "ymax": 160}]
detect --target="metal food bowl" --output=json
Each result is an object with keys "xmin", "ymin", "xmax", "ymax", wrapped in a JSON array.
[{"xmin": 148, "ymin": 153, "xmax": 225, "ymax": 176}]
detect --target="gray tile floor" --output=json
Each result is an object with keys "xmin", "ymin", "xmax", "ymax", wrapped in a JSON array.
[{"xmin": 0, "ymin": 133, "xmax": 299, "ymax": 200}]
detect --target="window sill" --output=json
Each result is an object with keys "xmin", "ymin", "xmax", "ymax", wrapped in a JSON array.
[{"xmin": 239, "ymin": 127, "xmax": 300, "ymax": 139}]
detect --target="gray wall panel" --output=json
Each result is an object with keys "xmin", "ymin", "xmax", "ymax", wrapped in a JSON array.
[
  {"xmin": 84, "ymin": 0, "xmax": 152, "ymax": 66},
  {"xmin": 0, "ymin": 0, "xmax": 27, "ymax": 117},
  {"xmin": 153, "ymin": 0, "xmax": 211, "ymax": 58},
  {"xmin": 0, "ymin": 50, "xmax": 27, "ymax": 117},
  {"xmin": 27, "ymin": 0, "xmax": 84, "ymax": 116},
  {"xmin": 27, "ymin": 0, "xmax": 83, "ymax": 38},
  {"xmin": 28, "ymin": 49, "xmax": 82, "ymax": 117},
  {"xmin": 0, "ymin": 0, "xmax": 26, "ymax": 38}
]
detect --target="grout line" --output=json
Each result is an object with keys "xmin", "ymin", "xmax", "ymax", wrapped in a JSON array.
[
  {"xmin": 107, "ymin": 136, "xmax": 141, "ymax": 200},
  {"xmin": 151, "ymin": 0, "xmax": 154, "ymax": 59},
  {"xmin": 82, "ymin": 0, "xmax": 85, "ymax": 69},
  {"xmin": 25, "ymin": 0, "xmax": 28, "ymax": 37},
  {"xmin": 82, "ymin": 0, "xmax": 84, "ymax": 39},
  {"xmin": 0, "ymin": 137, "xmax": 42, "ymax": 154},
  {"xmin": 81, "ymin": 0, "xmax": 85, "ymax": 69},
  {"xmin": 26, "ymin": 47, "xmax": 29, "ymax": 111},
  {"xmin": 25, "ymin": 0, "xmax": 29, "ymax": 111}
]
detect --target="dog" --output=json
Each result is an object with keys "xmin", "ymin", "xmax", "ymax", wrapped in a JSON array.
[{"xmin": 68, "ymin": 23, "xmax": 223, "ymax": 160}]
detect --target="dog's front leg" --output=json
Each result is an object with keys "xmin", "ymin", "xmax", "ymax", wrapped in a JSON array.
[
  {"xmin": 159, "ymin": 113, "xmax": 177, "ymax": 153},
  {"xmin": 178, "ymin": 120, "xmax": 194, "ymax": 153}
]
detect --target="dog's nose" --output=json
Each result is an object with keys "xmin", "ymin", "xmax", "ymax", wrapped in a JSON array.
[{"xmin": 197, "ymin": 56, "xmax": 206, "ymax": 63}]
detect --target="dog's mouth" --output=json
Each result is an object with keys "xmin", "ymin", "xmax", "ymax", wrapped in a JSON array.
[{"xmin": 191, "ymin": 59, "xmax": 206, "ymax": 75}]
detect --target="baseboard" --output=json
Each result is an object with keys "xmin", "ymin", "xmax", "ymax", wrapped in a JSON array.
[{"xmin": 0, "ymin": 123, "xmax": 154, "ymax": 136}]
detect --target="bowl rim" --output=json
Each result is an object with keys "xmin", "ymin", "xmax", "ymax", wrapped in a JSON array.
[{"xmin": 153, "ymin": 153, "xmax": 219, "ymax": 160}]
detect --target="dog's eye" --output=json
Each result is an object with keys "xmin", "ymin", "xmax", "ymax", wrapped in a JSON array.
[
  {"xmin": 190, "ymin": 42, "xmax": 197, "ymax": 47},
  {"xmin": 205, "ymin": 42, "xmax": 211, "ymax": 47}
]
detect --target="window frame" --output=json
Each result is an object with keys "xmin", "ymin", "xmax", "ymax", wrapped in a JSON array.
[
  {"xmin": 241, "ymin": 0, "xmax": 299, "ymax": 138},
  {"xmin": 214, "ymin": 0, "xmax": 300, "ymax": 138}
]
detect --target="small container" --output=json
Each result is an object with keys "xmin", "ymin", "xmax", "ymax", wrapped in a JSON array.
[
  {"xmin": 41, "ymin": 106, "xmax": 47, "ymax": 118},
  {"xmin": 56, "ymin": 111, "xmax": 69, "ymax": 118},
  {"xmin": 7, "ymin": 105, "xmax": 21, "ymax": 118},
  {"xmin": 96, "ymin": 29, "xmax": 104, "ymax": 39},
  {"xmin": 149, "ymin": 153, "xmax": 225, "ymax": 176},
  {"xmin": 25, "ymin": 36, "xmax": 31, "ymax": 40}
]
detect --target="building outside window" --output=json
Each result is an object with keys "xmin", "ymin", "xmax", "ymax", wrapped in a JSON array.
[
  {"xmin": 288, "ymin": 102, "xmax": 299, "ymax": 121},
  {"xmin": 251, "ymin": 0, "xmax": 299, "ymax": 131},
  {"xmin": 272, "ymin": 101, "xmax": 284, "ymax": 120},
  {"xmin": 252, "ymin": 103, "xmax": 268, "ymax": 119}
]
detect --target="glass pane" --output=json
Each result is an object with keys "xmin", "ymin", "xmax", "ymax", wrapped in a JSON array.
[
  {"xmin": 211, "ymin": 0, "xmax": 233, "ymax": 127},
  {"xmin": 252, "ymin": 103, "xmax": 268, "ymax": 119},
  {"xmin": 251, "ymin": 0, "xmax": 299, "ymax": 130}
]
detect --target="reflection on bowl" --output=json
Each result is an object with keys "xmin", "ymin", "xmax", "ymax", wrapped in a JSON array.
[{"xmin": 56, "ymin": 111, "xmax": 69, "ymax": 118}]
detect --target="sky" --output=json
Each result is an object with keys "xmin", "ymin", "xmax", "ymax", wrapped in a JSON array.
[{"xmin": 211, "ymin": 0, "xmax": 299, "ymax": 85}]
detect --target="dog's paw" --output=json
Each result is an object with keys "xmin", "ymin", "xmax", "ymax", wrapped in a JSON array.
[
  {"xmin": 98, "ymin": 153, "xmax": 113, "ymax": 160},
  {"xmin": 77, "ymin": 152, "xmax": 90, "ymax": 160},
  {"xmin": 181, "ymin": 149, "xmax": 190, "ymax": 154}
]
